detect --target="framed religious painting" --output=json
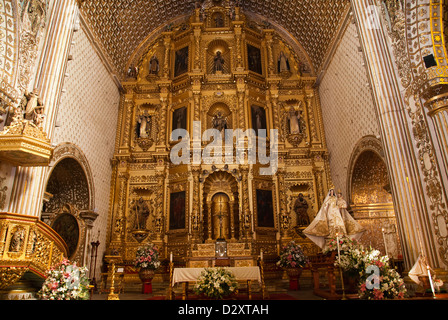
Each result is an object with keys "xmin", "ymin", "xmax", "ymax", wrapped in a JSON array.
[
  {"xmin": 51, "ymin": 213, "xmax": 80, "ymax": 259},
  {"xmin": 250, "ymin": 105, "xmax": 267, "ymax": 136},
  {"xmin": 169, "ymin": 191, "xmax": 186, "ymax": 230},
  {"xmin": 255, "ymin": 189, "xmax": 274, "ymax": 228},
  {"xmin": 247, "ymin": 44, "xmax": 262, "ymax": 75},
  {"xmin": 171, "ymin": 106, "xmax": 188, "ymax": 140},
  {"xmin": 174, "ymin": 46, "xmax": 189, "ymax": 77}
]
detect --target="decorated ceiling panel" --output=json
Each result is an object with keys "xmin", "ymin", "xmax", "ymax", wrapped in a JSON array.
[{"xmin": 79, "ymin": 0, "xmax": 350, "ymax": 78}]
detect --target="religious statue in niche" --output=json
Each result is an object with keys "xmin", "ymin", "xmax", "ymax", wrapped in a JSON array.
[
  {"xmin": 169, "ymin": 191, "xmax": 186, "ymax": 230},
  {"xmin": 277, "ymin": 51, "xmax": 290, "ymax": 74},
  {"xmin": 212, "ymin": 111, "xmax": 228, "ymax": 132},
  {"xmin": 256, "ymin": 189, "xmax": 274, "ymax": 228},
  {"xmin": 214, "ymin": 12, "xmax": 224, "ymax": 27},
  {"xmin": 172, "ymin": 106, "xmax": 187, "ymax": 139},
  {"xmin": 284, "ymin": 104, "xmax": 307, "ymax": 146},
  {"xmin": 135, "ymin": 110, "xmax": 154, "ymax": 151},
  {"xmin": 213, "ymin": 51, "xmax": 224, "ymax": 73},
  {"xmin": 250, "ymin": 105, "xmax": 267, "ymax": 136},
  {"xmin": 136, "ymin": 112, "xmax": 151, "ymax": 139},
  {"xmin": 293, "ymin": 193, "xmax": 310, "ymax": 226},
  {"xmin": 132, "ymin": 197, "xmax": 152, "ymax": 230},
  {"xmin": 127, "ymin": 64, "xmax": 138, "ymax": 78},
  {"xmin": 174, "ymin": 46, "xmax": 189, "ymax": 77},
  {"xmin": 303, "ymin": 188, "xmax": 365, "ymax": 249},
  {"xmin": 288, "ymin": 106, "xmax": 301, "ymax": 134},
  {"xmin": 148, "ymin": 54, "xmax": 159, "ymax": 75},
  {"xmin": 8, "ymin": 226, "xmax": 26, "ymax": 252}
]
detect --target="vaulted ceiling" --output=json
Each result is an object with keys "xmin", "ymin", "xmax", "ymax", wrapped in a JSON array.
[{"xmin": 79, "ymin": 0, "xmax": 350, "ymax": 79}]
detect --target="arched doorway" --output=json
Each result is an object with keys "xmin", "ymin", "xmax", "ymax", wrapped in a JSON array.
[
  {"xmin": 42, "ymin": 143, "xmax": 97, "ymax": 265},
  {"xmin": 347, "ymin": 136, "xmax": 402, "ymax": 259}
]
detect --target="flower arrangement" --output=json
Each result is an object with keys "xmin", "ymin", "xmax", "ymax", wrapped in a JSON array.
[
  {"xmin": 194, "ymin": 267, "xmax": 239, "ymax": 299},
  {"xmin": 134, "ymin": 243, "xmax": 161, "ymax": 270},
  {"xmin": 358, "ymin": 258, "xmax": 407, "ymax": 300},
  {"xmin": 277, "ymin": 241, "xmax": 308, "ymax": 268},
  {"xmin": 323, "ymin": 235, "xmax": 407, "ymax": 299},
  {"xmin": 37, "ymin": 258, "xmax": 90, "ymax": 300}
]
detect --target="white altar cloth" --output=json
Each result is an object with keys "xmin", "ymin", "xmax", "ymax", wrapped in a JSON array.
[{"xmin": 172, "ymin": 267, "xmax": 261, "ymax": 286}]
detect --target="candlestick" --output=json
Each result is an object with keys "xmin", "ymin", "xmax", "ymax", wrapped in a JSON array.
[
  {"xmin": 382, "ymin": 228, "xmax": 389, "ymax": 258},
  {"xmin": 335, "ymin": 232, "xmax": 346, "ymax": 300},
  {"xmin": 336, "ymin": 233, "xmax": 341, "ymax": 263},
  {"xmin": 427, "ymin": 266, "xmax": 436, "ymax": 299}
]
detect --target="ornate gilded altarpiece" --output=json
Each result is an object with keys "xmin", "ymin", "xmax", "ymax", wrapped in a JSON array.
[{"xmin": 106, "ymin": 2, "xmax": 331, "ymax": 284}]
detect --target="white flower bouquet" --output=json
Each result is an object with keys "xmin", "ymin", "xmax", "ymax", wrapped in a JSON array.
[{"xmin": 193, "ymin": 267, "xmax": 239, "ymax": 299}]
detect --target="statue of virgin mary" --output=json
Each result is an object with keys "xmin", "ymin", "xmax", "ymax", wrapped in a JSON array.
[{"xmin": 303, "ymin": 188, "xmax": 365, "ymax": 249}]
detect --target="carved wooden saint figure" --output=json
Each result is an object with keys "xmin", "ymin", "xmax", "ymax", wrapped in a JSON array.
[
  {"xmin": 133, "ymin": 197, "xmax": 151, "ymax": 230},
  {"xmin": 293, "ymin": 193, "xmax": 309, "ymax": 226},
  {"xmin": 136, "ymin": 113, "xmax": 151, "ymax": 139},
  {"xmin": 149, "ymin": 54, "xmax": 159, "ymax": 75},
  {"xmin": 213, "ymin": 50, "xmax": 224, "ymax": 73},
  {"xmin": 212, "ymin": 111, "xmax": 227, "ymax": 132},
  {"xmin": 288, "ymin": 106, "xmax": 301, "ymax": 134},
  {"xmin": 278, "ymin": 51, "xmax": 290, "ymax": 73}
]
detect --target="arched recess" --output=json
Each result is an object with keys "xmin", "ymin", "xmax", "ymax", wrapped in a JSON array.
[
  {"xmin": 202, "ymin": 170, "xmax": 239, "ymax": 242},
  {"xmin": 41, "ymin": 143, "xmax": 98, "ymax": 265},
  {"xmin": 347, "ymin": 135, "xmax": 402, "ymax": 260}
]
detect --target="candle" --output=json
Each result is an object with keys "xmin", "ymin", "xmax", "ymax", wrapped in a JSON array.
[
  {"xmin": 260, "ymin": 249, "xmax": 263, "ymax": 261},
  {"xmin": 427, "ymin": 266, "xmax": 436, "ymax": 298},
  {"xmin": 336, "ymin": 233, "xmax": 341, "ymax": 264},
  {"xmin": 382, "ymin": 228, "xmax": 389, "ymax": 258},
  {"xmin": 170, "ymin": 252, "xmax": 173, "ymax": 263}
]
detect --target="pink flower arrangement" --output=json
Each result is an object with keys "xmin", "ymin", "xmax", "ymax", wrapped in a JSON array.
[
  {"xmin": 37, "ymin": 258, "xmax": 90, "ymax": 300},
  {"xmin": 277, "ymin": 241, "xmax": 308, "ymax": 268},
  {"xmin": 134, "ymin": 243, "xmax": 161, "ymax": 270},
  {"xmin": 358, "ymin": 259, "xmax": 407, "ymax": 300}
]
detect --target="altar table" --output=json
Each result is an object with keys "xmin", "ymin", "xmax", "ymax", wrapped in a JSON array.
[{"xmin": 171, "ymin": 267, "xmax": 262, "ymax": 300}]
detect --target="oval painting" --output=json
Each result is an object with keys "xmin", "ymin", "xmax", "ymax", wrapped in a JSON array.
[{"xmin": 52, "ymin": 213, "xmax": 80, "ymax": 258}]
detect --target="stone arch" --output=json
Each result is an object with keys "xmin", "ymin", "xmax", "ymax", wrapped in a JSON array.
[
  {"xmin": 41, "ymin": 143, "xmax": 97, "ymax": 264},
  {"xmin": 347, "ymin": 135, "xmax": 402, "ymax": 259}
]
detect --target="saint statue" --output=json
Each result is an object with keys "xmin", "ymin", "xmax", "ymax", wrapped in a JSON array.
[
  {"xmin": 213, "ymin": 51, "xmax": 224, "ymax": 73},
  {"xmin": 293, "ymin": 193, "xmax": 309, "ymax": 226},
  {"xmin": 214, "ymin": 13, "xmax": 224, "ymax": 27},
  {"xmin": 303, "ymin": 188, "xmax": 365, "ymax": 249},
  {"xmin": 149, "ymin": 54, "xmax": 159, "ymax": 75},
  {"xmin": 20, "ymin": 88, "xmax": 45, "ymax": 127},
  {"xmin": 127, "ymin": 64, "xmax": 138, "ymax": 78},
  {"xmin": 133, "ymin": 197, "xmax": 151, "ymax": 230},
  {"xmin": 278, "ymin": 51, "xmax": 290, "ymax": 73},
  {"xmin": 136, "ymin": 113, "xmax": 151, "ymax": 138},
  {"xmin": 212, "ymin": 111, "xmax": 227, "ymax": 132},
  {"xmin": 288, "ymin": 106, "xmax": 301, "ymax": 134}
]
